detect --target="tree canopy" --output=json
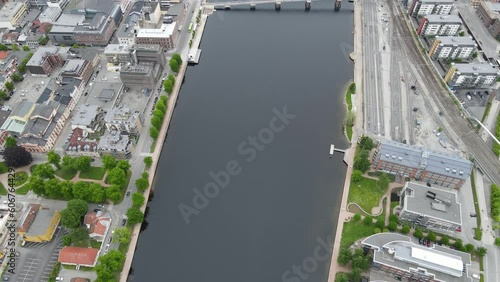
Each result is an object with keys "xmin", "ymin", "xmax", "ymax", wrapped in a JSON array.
[
  {"xmin": 4, "ymin": 146, "xmax": 32, "ymax": 168},
  {"xmin": 126, "ymin": 208, "xmax": 144, "ymax": 225}
]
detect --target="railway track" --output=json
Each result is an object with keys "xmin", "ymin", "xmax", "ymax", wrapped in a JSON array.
[{"xmin": 388, "ymin": 0, "xmax": 500, "ymax": 185}]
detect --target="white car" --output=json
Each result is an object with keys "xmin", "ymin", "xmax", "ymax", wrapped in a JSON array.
[
  {"xmin": 55, "ymin": 278, "xmax": 63, "ymax": 281},
  {"xmin": 105, "ymin": 244, "xmax": 110, "ymax": 252}
]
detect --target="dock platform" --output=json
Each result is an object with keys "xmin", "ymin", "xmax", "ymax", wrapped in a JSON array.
[{"xmin": 188, "ymin": 49, "xmax": 202, "ymax": 64}]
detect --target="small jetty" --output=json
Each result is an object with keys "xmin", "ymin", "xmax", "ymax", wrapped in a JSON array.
[{"xmin": 188, "ymin": 49, "xmax": 202, "ymax": 64}]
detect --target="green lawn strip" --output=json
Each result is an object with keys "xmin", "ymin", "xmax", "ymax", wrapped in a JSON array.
[
  {"xmin": 345, "ymin": 83, "xmax": 354, "ymax": 111},
  {"xmin": 481, "ymin": 102, "xmax": 492, "ymax": 123},
  {"xmin": 0, "ymin": 162, "xmax": 8, "ymax": 174},
  {"xmin": 340, "ymin": 220, "xmax": 375, "ymax": 248},
  {"xmin": 55, "ymin": 168, "xmax": 77, "ymax": 180},
  {"xmin": 79, "ymin": 166, "xmax": 106, "ymax": 180},
  {"xmin": 348, "ymin": 176, "xmax": 385, "ymax": 213},
  {"xmin": 15, "ymin": 185, "xmax": 31, "ymax": 195},
  {"xmin": 150, "ymin": 140, "xmax": 157, "ymax": 153},
  {"xmin": 14, "ymin": 171, "xmax": 28, "ymax": 187},
  {"xmin": 346, "ymin": 126, "xmax": 353, "ymax": 142},
  {"xmin": 0, "ymin": 182, "xmax": 7, "ymax": 196},
  {"xmin": 470, "ymin": 171, "xmax": 482, "ymax": 227}
]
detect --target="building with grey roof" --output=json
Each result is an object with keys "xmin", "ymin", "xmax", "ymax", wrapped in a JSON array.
[
  {"xmin": 428, "ymin": 36, "xmax": 477, "ymax": 60},
  {"xmin": 38, "ymin": 6, "xmax": 62, "ymax": 23},
  {"xmin": 26, "ymin": 34, "xmax": 45, "ymax": 47},
  {"xmin": 0, "ymin": 100, "xmax": 35, "ymax": 136},
  {"xmin": 372, "ymin": 139, "xmax": 472, "ymax": 189},
  {"xmin": 399, "ymin": 182, "xmax": 462, "ymax": 232},
  {"xmin": 97, "ymin": 130, "xmax": 134, "ymax": 159},
  {"xmin": 48, "ymin": 25, "xmax": 76, "ymax": 45},
  {"xmin": 165, "ymin": 3, "xmax": 186, "ymax": 22},
  {"xmin": 104, "ymin": 44, "xmax": 166, "ymax": 68},
  {"xmin": 120, "ymin": 62, "xmax": 161, "ymax": 89},
  {"xmin": 116, "ymin": 1, "xmax": 143, "ymax": 45},
  {"xmin": 408, "ymin": 0, "xmax": 454, "ymax": 17},
  {"xmin": 29, "ymin": 0, "xmax": 69, "ymax": 9},
  {"xmin": 476, "ymin": 2, "xmax": 500, "ymax": 40},
  {"xmin": 53, "ymin": 13, "xmax": 85, "ymax": 27},
  {"xmin": 104, "ymin": 106, "xmax": 141, "ymax": 135},
  {"xmin": 71, "ymin": 104, "xmax": 103, "ymax": 133},
  {"xmin": 26, "ymin": 46, "xmax": 64, "ymax": 76},
  {"xmin": 445, "ymin": 63, "xmax": 499, "ymax": 88},
  {"xmin": 362, "ymin": 233, "xmax": 473, "ymax": 282},
  {"xmin": 73, "ymin": 12, "xmax": 115, "ymax": 46},
  {"xmin": 18, "ymin": 100, "xmax": 66, "ymax": 152},
  {"xmin": 418, "ymin": 15, "xmax": 462, "ymax": 36},
  {"xmin": 61, "ymin": 58, "xmax": 93, "ymax": 83}
]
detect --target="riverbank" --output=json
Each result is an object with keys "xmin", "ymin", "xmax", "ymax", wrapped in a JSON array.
[
  {"xmin": 327, "ymin": 0, "xmax": 364, "ymax": 280},
  {"xmin": 118, "ymin": 8, "xmax": 209, "ymax": 281}
]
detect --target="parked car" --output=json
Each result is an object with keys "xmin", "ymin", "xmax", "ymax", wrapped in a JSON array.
[
  {"xmin": 97, "ymin": 205, "xmax": 104, "ymax": 208},
  {"xmin": 126, "ymin": 191, "xmax": 131, "ymax": 197},
  {"xmin": 105, "ymin": 244, "xmax": 110, "ymax": 252},
  {"xmin": 2, "ymin": 276, "xmax": 9, "ymax": 281},
  {"xmin": 109, "ymin": 237, "xmax": 112, "ymax": 244},
  {"xmin": 426, "ymin": 240, "xmax": 431, "ymax": 247},
  {"xmin": 423, "ymin": 239, "xmax": 427, "ymax": 245},
  {"xmin": 55, "ymin": 277, "xmax": 63, "ymax": 281},
  {"xmin": 122, "ymin": 219, "xmax": 127, "ymax": 226},
  {"xmin": 419, "ymin": 238, "xmax": 423, "ymax": 245},
  {"xmin": 93, "ymin": 209, "xmax": 101, "ymax": 212}
]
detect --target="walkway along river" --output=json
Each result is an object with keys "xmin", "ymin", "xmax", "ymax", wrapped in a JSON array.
[{"xmin": 130, "ymin": 2, "xmax": 354, "ymax": 281}]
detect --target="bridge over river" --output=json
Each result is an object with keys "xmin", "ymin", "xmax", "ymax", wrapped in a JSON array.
[{"xmin": 208, "ymin": 0, "xmax": 353, "ymax": 11}]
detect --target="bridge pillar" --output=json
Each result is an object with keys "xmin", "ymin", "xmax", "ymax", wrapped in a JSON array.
[
  {"xmin": 250, "ymin": 3, "xmax": 256, "ymax": 10},
  {"xmin": 334, "ymin": 0, "xmax": 341, "ymax": 11},
  {"xmin": 305, "ymin": 0, "xmax": 311, "ymax": 10},
  {"xmin": 275, "ymin": 1, "xmax": 281, "ymax": 10}
]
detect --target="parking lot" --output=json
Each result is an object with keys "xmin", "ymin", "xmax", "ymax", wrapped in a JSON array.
[{"xmin": 454, "ymin": 89, "xmax": 491, "ymax": 108}]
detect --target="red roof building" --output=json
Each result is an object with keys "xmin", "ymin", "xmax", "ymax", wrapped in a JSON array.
[
  {"xmin": 64, "ymin": 128, "xmax": 99, "ymax": 157},
  {"xmin": 58, "ymin": 247, "xmax": 99, "ymax": 268},
  {"xmin": 84, "ymin": 211, "xmax": 111, "ymax": 242}
]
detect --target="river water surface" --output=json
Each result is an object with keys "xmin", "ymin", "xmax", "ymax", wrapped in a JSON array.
[{"xmin": 131, "ymin": 2, "xmax": 354, "ymax": 281}]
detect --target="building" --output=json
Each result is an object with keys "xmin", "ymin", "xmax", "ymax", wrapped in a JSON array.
[
  {"xmin": 428, "ymin": 36, "xmax": 477, "ymax": 60},
  {"xmin": 135, "ymin": 23, "xmax": 177, "ymax": 49},
  {"xmin": 26, "ymin": 34, "xmax": 45, "ymax": 47},
  {"xmin": 362, "ymin": 233, "xmax": 473, "ymax": 282},
  {"xmin": 26, "ymin": 46, "xmax": 64, "ymax": 76},
  {"xmin": 97, "ymin": 130, "xmax": 134, "ymax": 159},
  {"xmin": 159, "ymin": 0, "xmax": 182, "ymax": 11},
  {"xmin": 399, "ymin": 182, "xmax": 462, "ymax": 232},
  {"xmin": 18, "ymin": 100, "xmax": 66, "ymax": 153},
  {"xmin": 64, "ymin": 127, "xmax": 99, "ymax": 157},
  {"xmin": 0, "ymin": 101, "xmax": 35, "ymax": 136},
  {"xmin": 0, "ymin": 1, "xmax": 28, "ymax": 30},
  {"xmin": 116, "ymin": 0, "xmax": 143, "ymax": 45},
  {"xmin": 120, "ymin": 62, "xmax": 161, "ymax": 89},
  {"xmin": 141, "ymin": 1, "xmax": 162, "ymax": 27},
  {"xmin": 38, "ymin": 6, "xmax": 62, "ymax": 23},
  {"xmin": 54, "ymin": 13, "xmax": 86, "ymax": 27},
  {"xmin": 444, "ymin": 63, "xmax": 499, "ymax": 88},
  {"xmin": 104, "ymin": 107, "xmax": 141, "ymax": 135},
  {"xmin": 58, "ymin": 247, "xmax": 99, "ymax": 269},
  {"xmin": 17, "ymin": 204, "xmax": 61, "ymax": 243},
  {"xmin": 104, "ymin": 44, "xmax": 166, "ymax": 68},
  {"xmin": 84, "ymin": 211, "xmax": 111, "ymax": 242},
  {"xmin": 165, "ymin": 3, "xmax": 186, "ymax": 23},
  {"xmin": 2, "ymin": 32, "xmax": 19, "ymax": 44},
  {"xmin": 61, "ymin": 59, "xmax": 93, "ymax": 83},
  {"xmin": 71, "ymin": 104, "xmax": 103, "ymax": 133},
  {"xmin": 104, "ymin": 44, "xmax": 133, "ymax": 64},
  {"xmin": 417, "ymin": 15, "xmax": 462, "ymax": 36},
  {"xmin": 48, "ymin": 25, "xmax": 76, "ymax": 45},
  {"xmin": 0, "ymin": 106, "xmax": 11, "ymax": 149},
  {"xmin": 119, "ymin": 0, "xmax": 131, "ymax": 12},
  {"xmin": 408, "ymin": 0, "xmax": 454, "ymax": 17},
  {"xmin": 0, "ymin": 51, "xmax": 18, "ymax": 76},
  {"xmin": 73, "ymin": 13, "xmax": 115, "ymax": 46},
  {"xmin": 476, "ymin": 2, "xmax": 500, "ymax": 40},
  {"xmin": 29, "ymin": 0, "xmax": 69, "ymax": 9},
  {"xmin": 372, "ymin": 140, "xmax": 473, "ymax": 189}
]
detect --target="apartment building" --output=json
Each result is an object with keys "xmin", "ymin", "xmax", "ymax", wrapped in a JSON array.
[
  {"xmin": 445, "ymin": 63, "xmax": 499, "ymax": 88},
  {"xmin": 104, "ymin": 107, "xmax": 142, "ymax": 135},
  {"xmin": 71, "ymin": 104, "xmax": 103, "ymax": 134},
  {"xmin": 73, "ymin": 13, "xmax": 115, "ymax": 46},
  {"xmin": 0, "ymin": 1, "xmax": 28, "ymax": 30},
  {"xmin": 104, "ymin": 44, "xmax": 166, "ymax": 68},
  {"xmin": 116, "ymin": 0, "xmax": 143, "ymax": 45},
  {"xmin": 476, "ymin": 1, "xmax": 500, "ymax": 40},
  {"xmin": 26, "ymin": 47, "xmax": 64, "ymax": 76},
  {"xmin": 97, "ymin": 130, "xmax": 134, "ymax": 159},
  {"xmin": 428, "ymin": 36, "xmax": 477, "ymax": 60},
  {"xmin": 61, "ymin": 59, "xmax": 93, "ymax": 83},
  {"xmin": 38, "ymin": 6, "xmax": 62, "ymax": 24},
  {"xmin": 372, "ymin": 140, "xmax": 473, "ymax": 189},
  {"xmin": 417, "ymin": 15, "xmax": 462, "ymax": 36},
  {"xmin": 408, "ymin": 0, "xmax": 454, "ymax": 17},
  {"xmin": 135, "ymin": 23, "xmax": 177, "ymax": 49}
]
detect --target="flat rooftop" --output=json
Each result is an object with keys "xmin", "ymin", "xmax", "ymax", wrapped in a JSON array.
[
  {"xmin": 403, "ymin": 182, "xmax": 462, "ymax": 225},
  {"xmin": 484, "ymin": 2, "xmax": 500, "ymax": 12},
  {"xmin": 25, "ymin": 207, "xmax": 59, "ymax": 237},
  {"xmin": 426, "ymin": 14, "xmax": 462, "ymax": 23},
  {"xmin": 136, "ymin": 23, "xmax": 176, "ymax": 38},
  {"xmin": 72, "ymin": 104, "xmax": 99, "ymax": 127},
  {"xmin": 453, "ymin": 63, "xmax": 499, "ymax": 74},
  {"xmin": 54, "ymin": 13, "xmax": 85, "ymax": 26},
  {"xmin": 104, "ymin": 44, "xmax": 131, "ymax": 55},
  {"xmin": 421, "ymin": 0, "xmax": 454, "ymax": 3},
  {"xmin": 0, "ymin": 2, "xmax": 25, "ymax": 22},
  {"xmin": 436, "ymin": 36, "xmax": 476, "ymax": 46}
]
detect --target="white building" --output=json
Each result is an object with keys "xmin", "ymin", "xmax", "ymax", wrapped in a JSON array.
[
  {"xmin": 135, "ymin": 23, "xmax": 177, "ymax": 49},
  {"xmin": 0, "ymin": 1, "xmax": 28, "ymax": 30},
  {"xmin": 38, "ymin": 7, "xmax": 62, "ymax": 24},
  {"xmin": 408, "ymin": 0, "xmax": 454, "ymax": 17},
  {"xmin": 445, "ymin": 63, "xmax": 500, "ymax": 88},
  {"xmin": 418, "ymin": 15, "xmax": 462, "ymax": 36},
  {"xmin": 428, "ymin": 36, "xmax": 477, "ymax": 60}
]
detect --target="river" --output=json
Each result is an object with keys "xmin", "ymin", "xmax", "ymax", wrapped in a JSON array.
[{"xmin": 130, "ymin": 2, "xmax": 354, "ymax": 281}]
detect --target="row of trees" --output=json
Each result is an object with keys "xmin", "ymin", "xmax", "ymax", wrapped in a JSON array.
[
  {"xmin": 336, "ymin": 248, "xmax": 371, "ymax": 282},
  {"xmin": 491, "ymin": 184, "xmax": 500, "ymax": 222},
  {"xmin": 17, "ymin": 52, "xmax": 34, "ymax": 73},
  {"xmin": 124, "ymin": 173, "xmax": 149, "ymax": 225},
  {"xmin": 163, "ymin": 74, "xmax": 176, "ymax": 94},
  {"xmin": 493, "ymin": 112, "xmax": 500, "ymax": 156},
  {"xmin": 0, "ymin": 44, "xmax": 29, "ymax": 51},
  {"xmin": 169, "ymin": 53, "xmax": 182, "ymax": 73},
  {"xmin": 95, "ymin": 250, "xmax": 126, "ymax": 282},
  {"xmin": 149, "ymin": 96, "xmax": 168, "ymax": 140},
  {"xmin": 352, "ymin": 136, "xmax": 374, "ymax": 173}
]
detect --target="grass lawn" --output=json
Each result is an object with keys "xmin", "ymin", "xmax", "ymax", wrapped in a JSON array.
[
  {"xmin": 348, "ymin": 176, "xmax": 386, "ymax": 213},
  {"xmin": 16, "ymin": 185, "xmax": 31, "ymax": 195},
  {"xmin": 345, "ymin": 83, "xmax": 355, "ymax": 111},
  {"xmin": 55, "ymin": 168, "xmax": 77, "ymax": 180},
  {"xmin": 0, "ymin": 162, "xmax": 8, "ymax": 174},
  {"xmin": 346, "ymin": 125, "xmax": 353, "ymax": 142},
  {"xmin": 79, "ymin": 166, "xmax": 106, "ymax": 180},
  {"xmin": 340, "ymin": 220, "xmax": 375, "ymax": 248},
  {"xmin": 150, "ymin": 140, "xmax": 157, "ymax": 153},
  {"xmin": 0, "ymin": 182, "xmax": 7, "ymax": 195},
  {"xmin": 14, "ymin": 171, "xmax": 28, "ymax": 187}
]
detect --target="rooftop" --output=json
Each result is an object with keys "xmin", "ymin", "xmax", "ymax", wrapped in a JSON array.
[
  {"xmin": 64, "ymin": 128, "xmax": 98, "ymax": 153},
  {"xmin": 136, "ymin": 23, "xmax": 176, "ymax": 38},
  {"xmin": 166, "ymin": 3, "xmax": 185, "ymax": 17},
  {"xmin": 84, "ymin": 211, "xmax": 111, "ymax": 236},
  {"xmin": 377, "ymin": 140, "xmax": 473, "ymax": 181},
  {"xmin": 59, "ymin": 247, "xmax": 99, "ymax": 267},
  {"xmin": 0, "ymin": 107, "xmax": 10, "ymax": 128},
  {"xmin": 73, "ymin": 13, "xmax": 109, "ymax": 34},
  {"xmin": 104, "ymin": 44, "xmax": 131, "ymax": 55},
  {"xmin": 25, "ymin": 206, "xmax": 60, "ymax": 238},
  {"xmin": 0, "ymin": 2, "xmax": 25, "ymax": 23},
  {"xmin": 27, "ymin": 46, "xmax": 59, "ymax": 67},
  {"xmin": 421, "ymin": 0, "xmax": 454, "ymax": 3},
  {"xmin": 49, "ymin": 25, "xmax": 75, "ymax": 33},
  {"xmin": 72, "ymin": 104, "xmax": 100, "ymax": 126},
  {"xmin": 54, "ymin": 13, "xmax": 85, "ymax": 27},
  {"xmin": 17, "ymin": 204, "xmax": 41, "ymax": 233},
  {"xmin": 98, "ymin": 130, "xmax": 131, "ymax": 151},
  {"xmin": 62, "ymin": 59, "xmax": 87, "ymax": 75},
  {"xmin": 362, "ymin": 233, "xmax": 472, "ymax": 282},
  {"xmin": 403, "ymin": 182, "xmax": 462, "ymax": 225},
  {"xmin": 436, "ymin": 36, "xmax": 476, "ymax": 46},
  {"xmin": 120, "ymin": 62, "xmax": 155, "ymax": 74},
  {"xmin": 425, "ymin": 14, "xmax": 462, "ymax": 23},
  {"xmin": 453, "ymin": 63, "xmax": 499, "ymax": 74},
  {"xmin": 484, "ymin": 2, "xmax": 500, "ymax": 12}
]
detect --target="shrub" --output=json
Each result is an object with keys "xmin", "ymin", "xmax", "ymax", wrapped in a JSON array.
[
  {"xmin": 383, "ymin": 228, "xmax": 389, "ymax": 233},
  {"xmin": 388, "ymin": 221, "xmax": 398, "ymax": 232},
  {"xmin": 351, "ymin": 170, "xmax": 363, "ymax": 182},
  {"xmin": 375, "ymin": 218, "xmax": 385, "ymax": 229},
  {"xmin": 453, "ymin": 240, "xmax": 463, "ymax": 250},
  {"xmin": 495, "ymin": 238, "xmax": 500, "ymax": 247},
  {"xmin": 440, "ymin": 235, "xmax": 449, "ymax": 245},
  {"xmin": 401, "ymin": 225, "xmax": 410, "ymax": 234},
  {"xmin": 352, "ymin": 213, "xmax": 361, "ymax": 222},
  {"xmin": 389, "ymin": 214, "xmax": 399, "ymax": 224},
  {"xmin": 426, "ymin": 232, "xmax": 436, "ymax": 242},
  {"xmin": 414, "ymin": 228, "xmax": 423, "ymax": 239},
  {"xmin": 374, "ymin": 228, "xmax": 381, "ymax": 234},
  {"xmin": 363, "ymin": 216, "xmax": 373, "ymax": 225},
  {"xmin": 465, "ymin": 243, "xmax": 475, "ymax": 253}
]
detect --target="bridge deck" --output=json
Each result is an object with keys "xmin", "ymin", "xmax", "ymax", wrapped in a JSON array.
[{"xmin": 210, "ymin": 0, "xmax": 332, "ymax": 7}]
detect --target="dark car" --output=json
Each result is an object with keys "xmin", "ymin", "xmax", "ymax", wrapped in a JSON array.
[
  {"xmin": 126, "ymin": 191, "xmax": 131, "ymax": 197},
  {"xmin": 94, "ymin": 208, "xmax": 101, "ymax": 212},
  {"xmin": 109, "ymin": 237, "xmax": 112, "ymax": 244},
  {"xmin": 122, "ymin": 219, "xmax": 127, "ymax": 226},
  {"xmin": 419, "ymin": 238, "xmax": 423, "ymax": 245},
  {"xmin": 423, "ymin": 239, "xmax": 427, "ymax": 245}
]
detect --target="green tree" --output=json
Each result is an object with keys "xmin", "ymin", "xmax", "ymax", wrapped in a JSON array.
[
  {"xmin": 17, "ymin": 64, "xmax": 26, "ymax": 73},
  {"xmin": 459, "ymin": 31, "xmax": 465, "ymax": 36},
  {"xmin": 89, "ymin": 183, "xmax": 106, "ymax": 203},
  {"xmin": 72, "ymin": 44, "xmax": 79, "ymax": 49},
  {"xmin": 389, "ymin": 214, "xmax": 399, "ymax": 224},
  {"xmin": 358, "ymin": 136, "xmax": 374, "ymax": 151},
  {"xmin": 61, "ymin": 155, "xmax": 75, "ymax": 170},
  {"xmin": 172, "ymin": 53, "xmax": 182, "ymax": 65},
  {"xmin": 60, "ymin": 209, "xmax": 81, "ymax": 228},
  {"xmin": 163, "ymin": 78, "xmax": 173, "ymax": 94},
  {"xmin": 98, "ymin": 250, "xmax": 125, "ymax": 272},
  {"xmin": 169, "ymin": 59, "xmax": 179, "ymax": 73},
  {"xmin": 126, "ymin": 208, "xmax": 144, "ymax": 225},
  {"xmin": 153, "ymin": 109, "xmax": 165, "ymax": 120},
  {"xmin": 363, "ymin": 215, "xmax": 373, "ymax": 225},
  {"xmin": 440, "ymin": 235, "xmax": 450, "ymax": 245},
  {"xmin": 335, "ymin": 273, "xmax": 349, "ymax": 282},
  {"xmin": 388, "ymin": 221, "xmax": 398, "ymax": 231},
  {"xmin": 5, "ymin": 136, "xmax": 17, "ymax": 147},
  {"xmin": 135, "ymin": 177, "xmax": 149, "ymax": 192},
  {"xmin": 60, "ymin": 180, "xmax": 73, "ymax": 200},
  {"xmin": 44, "ymin": 178, "xmax": 62, "ymax": 198},
  {"xmin": 11, "ymin": 73, "xmax": 21, "ymax": 82},
  {"xmin": 144, "ymin": 156, "xmax": 153, "ymax": 168},
  {"xmin": 151, "ymin": 115, "xmax": 162, "ymax": 129},
  {"xmin": 11, "ymin": 45, "xmax": 19, "ymax": 51},
  {"xmin": 47, "ymin": 150, "xmax": 61, "ymax": 169},
  {"xmin": 374, "ymin": 228, "xmax": 381, "ymax": 233},
  {"xmin": 353, "ymin": 213, "xmax": 361, "ymax": 222},
  {"xmin": 67, "ymin": 199, "xmax": 89, "ymax": 217},
  {"xmin": 5, "ymin": 81, "xmax": 14, "ymax": 91},
  {"xmin": 495, "ymin": 238, "xmax": 500, "ymax": 247},
  {"xmin": 75, "ymin": 156, "xmax": 92, "ymax": 171},
  {"xmin": 477, "ymin": 246, "xmax": 487, "ymax": 256},
  {"xmin": 465, "ymin": 243, "xmax": 475, "ymax": 253},
  {"xmin": 351, "ymin": 170, "xmax": 363, "ymax": 182},
  {"xmin": 401, "ymin": 225, "xmax": 410, "ymax": 234},
  {"xmin": 337, "ymin": 247, "xmax": 352, "ymax": 266},
  {"xmin": 353, "ymin": 151, "xmax": 371, "ymax": 172},
  {"xmin": 159, "ymin": 95, "xmax": 168, "ymax": 104},
  {"xmin": 349, "ymin": 268, "xmax": 361, "ymax": 282},
  {"xmin": 64, "ymin": 227, "xmax": 90, "ymax": 247},
  {"xmin": 453, "ymin": 239, "xmax": 463, "ymax": 250},
  {"xmin": 95, "ymin": 266, "xmax": 115, "ymax": 282},
  {"xmin": 106, "ymin": 185, "xmax": 122, "ymax": 203},
  {"xmin": 352, "ymin": 249, "xmax": 370, "ymax": 271},
  {"xmin": 155, "ymin": 102, "xmax": 166, "ymax": 113},
  {"xmin": 101, "ymin": 154, "xmax": 117, "ymax": 170},
  {"xmin": 150, "ymin": 126, "xmax": 159, "ymax": 139},
  {"xmin": 472, "ymin": 52, "xmax": 478, "ymax": 58},
  {"xmin": 22, "ymin": 45, "xmax": 30, "ymax": 51},
  {"xmin": 38, "ymin": 36, "xmax": 49, "ymax": 45},
  {"xmin": 0, "ymin": 91, "xmax": 8, "ymax": 100},
  {"xmin": 414, "ymin": 228, "xmax": 423, "ymax": 239},
  {"xmin": 426, "ymin": 232, "xmax": 436, "ymax": 242},
  {"xmin": 107, "ymin": 167, "xmax": 126, "ymax": 187},
  {"xmin": 375, "ymin": 218, "xmax": 385, "ymax": 229},
  {"xmin": 72, "ymin": 181, "xmax": 91, "ymax": 200},
  {"xmin": 378, "ymin": 173, "xmax": 391, "ymax": 190},
  {"xmin": 26, "ymin": 176, "xmax": 45, "ymax": 196},
  {"xmin": 116, "ymin": 160, "xmax": 131, "ymax": 173},
  {"xmin": 34, "ymin": 163, "xmax": 55, "ymax": 179},
  {"xmin": 168, "ymin": 73, "xmax": 176, "ymax": 84},
  {"xmin": 0, "ymin": 44, "xmax": 8, "ymax": 51},
  {"xmin": 132, "ymin": 192, "xmax": 145, "ymax": 208},
  {"xmin": 113, "ymin": 227, "xmax": 131, "ymax": 244}
]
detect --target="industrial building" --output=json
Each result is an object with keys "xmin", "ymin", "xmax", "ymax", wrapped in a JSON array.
[
  {"xmin": 428, "ymin": 36, "xmax": 477, "ymax": 60},
  {"xmin": 417, "ymin": 15, "xmax": 462, "ymax": 36},
  {"xmin": 445, "ymin": 63, "xmax": 499, "ymax": 88}
]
